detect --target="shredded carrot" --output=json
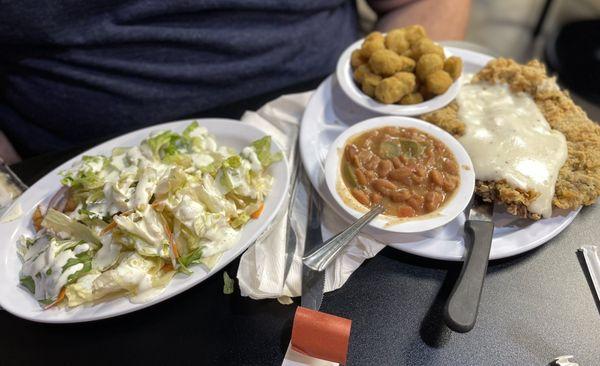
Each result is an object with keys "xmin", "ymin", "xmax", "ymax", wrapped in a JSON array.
[
  {"xmin": 162, "ymin": 222, "xmax": 179, "ymax": 259},
  {"xmin": 151, "ymin": 200, "xmax": 165, "ymax": 209},
  {"xmin": 32, "ymin": 205, "xmax": 44, "ymax": 232},
  {"xmin": 100, "ymin": 221, "xmax": 117, "ymax": 236},
  {"xmin": 162, "ymin": 263, "xmax": 174, "ymax": 272},
  {"xmin": 251, "ymin": 203, "xmax": 265, "ymax": 219},
  {"xmin": 44, "ymin": 287, "xmax": 66, "ymax": 310},
  {"xmin": 100, "ymin": 209, "xmax": 135, "ymax": 236}
]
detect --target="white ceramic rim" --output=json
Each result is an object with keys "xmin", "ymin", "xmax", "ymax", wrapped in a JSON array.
[
  {"xmin": 336, "ymin": 38, "xmax": 462, "ymax": 116},
  {"xmin": 0, "ymin": 118, "xmax": 290, "ymax": 323},
  {"xmin": 324, "ymin": 116, "xmax": 475, "ymax": 233}
]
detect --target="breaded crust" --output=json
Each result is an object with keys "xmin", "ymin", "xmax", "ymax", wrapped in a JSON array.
[
  {"xmin": 421, "ymin": 58, "xmax": 600, "ymax": 218},
  {"xmin": 421, "ymin": 102, "xmax": 464, "ymax": 136}
]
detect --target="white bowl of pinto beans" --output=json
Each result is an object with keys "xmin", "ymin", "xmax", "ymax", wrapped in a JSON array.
[{"xmin": 325, "ymin": 116, "xmax": 475, "ymax": 233}]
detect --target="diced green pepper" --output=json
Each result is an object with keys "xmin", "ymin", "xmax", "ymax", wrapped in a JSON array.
[
  {"xmin": 342, "ymin": 162, "xmax": 358, "ymax": 187},
  {"xmin": 378, "ymin": 140, "xmax": 424, "ymax": 158},
  {"xmin": 400, "ymin": 140, "xmax": 424, "ymax": 157},
  {"xmin": 378, "ymin": 141, "xmax": 401, "ymax": 158}
]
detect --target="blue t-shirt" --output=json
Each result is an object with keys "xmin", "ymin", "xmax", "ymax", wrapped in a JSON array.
[{"xmin": 0, "ymin": 0, "xmax": 358, "ymax": 156}]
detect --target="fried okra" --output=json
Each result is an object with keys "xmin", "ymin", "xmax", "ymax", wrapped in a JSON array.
[
  {"xmin": 360, "ymin": 32, "xmax": 385, "ymax": 58},
  {"xmin": 385, "ymin": 29, "xmax": 410, "ymax": 54},
  {"xmin": 361, "ymin": 73, "xmax": 382, "ymax": 97},
  {"xmin": 374, "ymin": 72, "xmax": 416, "ymax": 104},
  {"xmin": 400, "ymin": 92, "xmax": 424, "ymax": 105},
  {"xmin": 404, "ymin": 25, "xmax": 427, "ymax": 44},
  {"xmin": 351, "ymin": 50, "xmax": 368, "ymax": 68},
  {"xmin": 425, "ymin": 70, "xmax": 453, "ymax": 95},
  {"xmin": 411, "ymin": 38, "xmax": 444, "ymax": 60},
  {"xmin": 350, "ymin": 25, "xmax": 462, "ymax": 105},
  {"xmin": 416, "ymin": 53, "xmax": 444, "ymax": 81},
  {"xmin": 353, "ymin": 64, "xmax": 371, "ymax": 83},
  {"xmin": 444, "ymin": 56, "xmax": 463, "ymax": 80},
  {"xmin": 369, "ymin": 49, "xmax": 415, "ymax": 76}
]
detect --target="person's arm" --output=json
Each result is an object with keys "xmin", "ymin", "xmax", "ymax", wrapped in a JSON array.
[
  {"xmin": 0, "ymin": 64, "xmax": 21, "ymax": 164},
  {"xmin": 367, "ymin": 0, "xmax": 471, "ymax": 40},
  {"xmin": 0, "ymin": 130, "xmax": 21, "ymax": 164}
]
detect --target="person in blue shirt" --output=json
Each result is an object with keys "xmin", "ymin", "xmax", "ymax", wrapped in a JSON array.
[{"xmin": 0, "ymin": 0, "xmax": 470, "ymax": 163}]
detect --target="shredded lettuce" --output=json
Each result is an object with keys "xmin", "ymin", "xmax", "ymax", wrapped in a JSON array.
[
  {"xmin": 182, "ymin": 121, "xmax": 200, "ymax": 140},
  {"xmin": 178, "ymin": 247, "xmax": 203, "ymax": 274},
  {"xmin": 251, "ymin": 136, "xmax": 283, "ymax": 168},
  {"xmin": 231, "ymin": 212, "xmax": 250, "ymax": 229},
  {"xmin": 223, "ymin": 271, "xmax": 234, "ymax": 295},
  {"xmin": 195, "ymin": 173, "xmax": 236, "ymax": 216},
  {"xmin": 18, "ymin": 122, "xmax": 281, "ymax": 309},
  {"xmin": 64, "ymin": 254, "xmax": 93, "ymax": 285},
  {"xmin": 20, "ymin": 276, "xmax": 35, "ymax": 294},
  {"xmin": 60, "ymin": 156, "xmax": 108, "ymax": 190},
  {"xmin": 145, "ymin": 131, "xmax": 179, "ymax": 160},
  {"xmin": 112, "ymin": 206, "xmax": 169, "ymax": 257},
  {"xmin": 42, "ymin": 209, "xmax": 100, "ymax": 247}
]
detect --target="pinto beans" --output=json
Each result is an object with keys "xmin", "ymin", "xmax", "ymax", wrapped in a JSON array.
[
  {"xmin": 341, "ymin": 126, "xmax": 460, "ymax": 218},
  {"xmin": 372, "ymin": 179, "xmax": 397, "ymax": 194},
  {"xmin": 355, "ymin": 169, "xmax": 368, "ymax": 186},
  {"xmin": 377, "ymin": 160, "xmax": 393, "ymax": 178},
  {"xmin": 391, "ymin": 156, "xmax": 403, "ymax": 168},
  {"xmin": 364, "ymin": 155, "xmax": 381, "ymax": 170},
  {"xmin": 365, "ymin": 170, "xmax": 378, "ymax": 181},
  {"xmin": 389, "ymin": 167, "xmax": 411, "ymax": 181},
  {"xmin": 397, "ymin": 205, "xmax": 416, "ymax": 217},
  {"xmin": 429, "ymin": 169, "xmax": 444, "ymax": 186},
  {"xmin": 443, "ymin": 158, "xmax": 459, "ymax": 175},
  {"xmin": 443, "ymin": 175, "xmax": 458, "ymax": 192},
  {"xmin": 352, "ymin": 188, "xmax": 370, "ymax": 205},
  {"xmin": 415, "ymin": 166, "xmax": 427, "ymax": 177},
  {"xmin": 345, "ymin": 144, "xmax": 359, "ymax": 161},
  {"xmin": 425, "ymin": 191, "xmax": 443, "ymax": 212},
  {"xmin": 391, "ymin": 189, "xmax": 411, "ymax": 202},
  {"xmin": 370, "ymin": 192, "xmax": 383, "ymax": 204},
  {"xmin": 407, "ymin": 195, "xmax": 424, "ymax": 211}
]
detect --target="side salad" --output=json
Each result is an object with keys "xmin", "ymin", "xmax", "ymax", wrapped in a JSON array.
[{"xmin": 18, "ymin": 122, "xmax": 281, "ymax": 308}]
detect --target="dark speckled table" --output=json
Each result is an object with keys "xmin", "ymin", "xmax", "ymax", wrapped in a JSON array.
[{"xmin": 1, "ymin": 81, "xmax": 599, "ymax": 366}]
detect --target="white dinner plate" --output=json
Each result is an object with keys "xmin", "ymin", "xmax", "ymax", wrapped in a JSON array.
[
  {"xmin": 0, "ymin": 118, "xmax": 290, "ymax": 323},
  {"xmin": 300, "ymin": 47, "xmax": 580, "ymax": 261}
]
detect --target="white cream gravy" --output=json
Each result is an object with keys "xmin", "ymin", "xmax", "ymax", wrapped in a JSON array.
[{"xmin": 456, "ymin": 78, "xmax": 567, "ymax": 218}]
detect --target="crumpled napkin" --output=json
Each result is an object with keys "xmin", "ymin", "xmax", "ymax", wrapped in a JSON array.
[{"xmin": 236, "ymin": 92, "xmax": 385, "ymax": 302}]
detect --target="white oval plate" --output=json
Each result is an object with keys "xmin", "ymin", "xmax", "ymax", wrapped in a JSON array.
[
  {"xmin": 0, "ymin": 118, "xmax": 289, "ymax": 323},
  {"xmin": 301, "ymin": 47, "xmax": 580, "ymax": 261},
  {"xmin": 324, "ymin": 116, "xmax": 475, "ymax": 233},
  {"xmin": 337, "ymin": 38, "xmax": 462, "ymax": 116}
]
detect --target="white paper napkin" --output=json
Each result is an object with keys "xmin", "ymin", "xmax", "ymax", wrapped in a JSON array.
[
  {"xmin": 281, "ymin": 345, "xmax": 338, "ymax": 366},
  {"xmin": 236, "ymin": 92, "xmax": 386, "ymax": 302}
]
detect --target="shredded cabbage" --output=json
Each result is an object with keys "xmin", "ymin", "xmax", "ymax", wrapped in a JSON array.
[{"xmin": 18, "ymin": 122, "xmax": 280, "ymax": 308}]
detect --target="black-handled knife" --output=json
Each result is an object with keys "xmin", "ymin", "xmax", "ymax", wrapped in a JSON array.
[{"xmin": 444, "ymin": 195, "xmax": 494, "ymax": 333}]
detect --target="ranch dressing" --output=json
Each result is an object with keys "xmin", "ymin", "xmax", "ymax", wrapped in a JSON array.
[
  {"xmin": 20, "ymin": 238, "xmax": 89, "ymax": 301},
  {"xmin": 456, "ymin": 80, "xmax": 568, "ymax": 218}
]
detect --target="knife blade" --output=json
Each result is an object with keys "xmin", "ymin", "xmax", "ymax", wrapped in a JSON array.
[
  {"xmin": 444, "ymin": 194, "xmax": 494, "ymax": 333},
  {"xmin": 283, "ymin": 147, "xmax": 301, "ymax": 284},
  {"xmin": 301, "ymin": 185, "xmax": 326, "ymax": 310}
]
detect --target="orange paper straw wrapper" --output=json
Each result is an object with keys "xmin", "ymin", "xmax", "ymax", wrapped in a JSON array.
[{"xmin": 291, "ymin": 306, "xmax": 352, "ymax": 365}]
